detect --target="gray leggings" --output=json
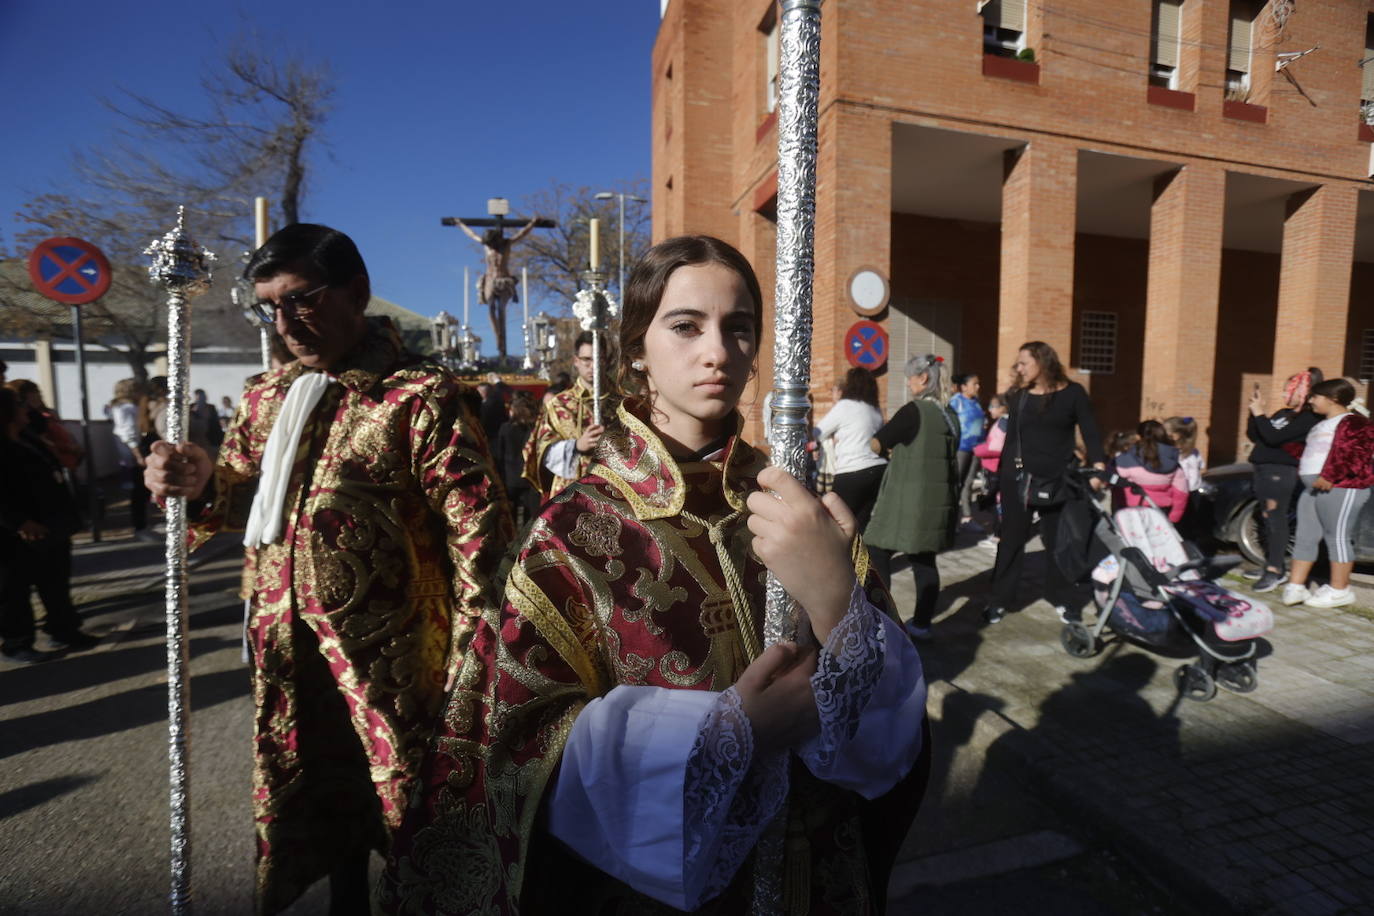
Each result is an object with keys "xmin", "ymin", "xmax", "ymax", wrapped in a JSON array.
[{"xmin": 1293, "ymin": 475, "xmax": 1370, "ymax": 564}]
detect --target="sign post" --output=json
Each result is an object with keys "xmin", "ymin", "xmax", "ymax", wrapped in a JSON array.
[{"xmin": 28, "ymin": 237, "xmax": 114, "ymax": 542}]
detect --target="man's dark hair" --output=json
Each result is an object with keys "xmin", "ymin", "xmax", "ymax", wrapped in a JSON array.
[
  {"xmin": 574, "ymin": 330, "xmax": 595, "ymax": 351},
  {"xmin": 245, "ymin": 223, "xmax": 371, "ymax": 302}
]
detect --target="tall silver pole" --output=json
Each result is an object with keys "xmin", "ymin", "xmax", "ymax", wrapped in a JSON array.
[
  {"xmin": 755, "ymin": 1, "xmax": 822, "ymax": 913},
  {"xmin": 71, "ymin": 305, "xmax": 100, "ymax": 542},
  {"xmin": 145, "ymin": 208, "xmax": 214, "ymax": 916},
  {"xmin": 255, "ymin": 197, "xmax": 271, "ymax": 371},
  {"xmin": 617, "ymin": 193, "xmax": 626, "ymax": 299}
]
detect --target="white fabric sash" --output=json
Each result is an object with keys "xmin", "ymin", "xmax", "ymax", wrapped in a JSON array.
[{"xmin": 243, "ymin": 372, "xmax": 332, "ymax": 547}]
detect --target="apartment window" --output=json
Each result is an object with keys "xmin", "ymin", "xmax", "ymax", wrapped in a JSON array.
[
  {"xmin": 761, "ymin": 10, "xmax": 780, "ymax": 114},
  {"xmin": 1226, "ymin": 0, "xmax": 1263, "ymax": 98},
  {"xmin": 1360, "ymin": 329, "xmax": 1374, "ymax": 381},
  {"xmin": 979, "ymin": 0, "xmax": 1026, "ymax": 58},
  {"xmin": 1362, "ymin": 17, "xmax": 1374, "ymax": 124},
  {"xmin": 1078, "ymin": 311, "xmax": 1118, "ymax": 374},
  {"xmin": 1149, "ymin": 0, "xmax": 1182, "ymax": 88}
]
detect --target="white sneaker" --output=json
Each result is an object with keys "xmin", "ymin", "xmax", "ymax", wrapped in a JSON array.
[
  {"xmin": 978, "ymin": 535, "xmax": 1000, "ymax": 550},
  {"xmin": 1304, "ymin": 585, "xmax": 1354, "ymax": 608},
  {"xmin": 1280, "ymin": 583, "xmax": 1311, "ymax": 606}
]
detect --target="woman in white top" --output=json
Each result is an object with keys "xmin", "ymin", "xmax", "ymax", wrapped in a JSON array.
[
  {"xmin": 106, "ymin": 378, "xmax": 153, "ymax": 539},
  {"xmin": 814, "ymin": 367, "xmax": 887, "ymax": 531}
]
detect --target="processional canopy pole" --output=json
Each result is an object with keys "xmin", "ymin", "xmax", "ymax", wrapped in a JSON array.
[
  {"xmin": 573, "ymin": 219, "xmax": 618, "ymax": 426},
  {"xmin": 755, "ymin": 1, "xmax": 823, "ymax": 913},
  {"xmin": 145, "ymin": 207, "xmax": 214, "ymax": 915}
]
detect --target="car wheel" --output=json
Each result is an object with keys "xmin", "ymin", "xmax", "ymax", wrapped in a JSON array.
[{"xmin": 1230, "ymin": 500, "xmax": 1267, "ymax": 568}]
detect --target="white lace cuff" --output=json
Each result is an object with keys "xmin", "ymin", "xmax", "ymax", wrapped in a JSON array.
[
  {"xmin": 683, "ymin": 686, "xmax": 789, "ymax": 906},
  {"xmin": 802, "ymin": 579, "xmax": 887, "ymax": 771},
  {"xmin": 544, "ymin": 438, "xmax": 579, "ymax": 481}
]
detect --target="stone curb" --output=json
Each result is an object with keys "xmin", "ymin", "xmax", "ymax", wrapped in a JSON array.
[{"xmin": 925, "ymin": 678, "xmax": 1265, "ymax": 915}]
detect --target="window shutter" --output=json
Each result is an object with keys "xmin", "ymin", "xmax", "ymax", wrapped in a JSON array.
[
  {"xmin": 982, "ymin": 0, "xmax": 1025, "ymax": 33},
  {"xmin": 1364, "ymin": 25, "xmax": 1374, "ymax": 101},
  {"xmin": 1228, "ymin": 5, "xmax": 1253, "ymax": 74},
  {"xmin": 1153, "ymin": 0, "xmax": 1182, "ymax": 68}
]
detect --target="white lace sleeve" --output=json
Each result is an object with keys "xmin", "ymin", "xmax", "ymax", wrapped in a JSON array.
[
  {"xmin": 544, "ymin": 684, "xmax": 786, "ymax": 912},
  {"xmin": 682, "ymin": 686, "xmax": 789, "ymax": 906},
  {"xmin": 544, "ymin": 438, "xmax": 579, "ymax": 480},
  {"xmin": 800, "ymin": 581, "xmax": 928, "ymax": 797}
]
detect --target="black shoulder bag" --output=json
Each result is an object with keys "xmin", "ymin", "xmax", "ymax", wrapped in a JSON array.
[{"xmin": 1012, "ymin": 390, "xmax": 1069, "ymax": 508}]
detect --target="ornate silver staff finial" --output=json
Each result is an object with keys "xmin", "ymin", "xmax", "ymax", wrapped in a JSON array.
[
  {"xmin": 146, "ymin": 206, "xmax": 216, "ymax": 295},
  {"xmin": 755, "ymin": 2, "xmax": 823, "ymax": 914},
  {"xmin": 573, "ymin": 269, "xmax": 619, "ymax": 426},
  {"xmin": 146, "ymin": 205, "xmax": 213, "ymax": 916}
]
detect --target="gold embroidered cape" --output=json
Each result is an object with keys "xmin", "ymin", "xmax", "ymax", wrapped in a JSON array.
[
  {"xmin": 191, "ymin": 319, "xmax": 513, "ymax": 914},
  {"xmin": 379, "ymin": 403, "xmax": 926, "ymax": 915},
  {"xmin": 520, "ymin": 376, "xmax": 603, "ymax": 499}
]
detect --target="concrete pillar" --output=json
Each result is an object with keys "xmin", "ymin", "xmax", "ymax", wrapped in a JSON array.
[
  {"xmin": 1273, "ymin": 184, "xmax": 1357, "ymax": 395},
  {"xmin": 997, "ymin": 138, "xmax": 1077, "ymax": 377},
  {"xmin": 814, "ymin": 104, "xmax": 890, "ymax": 410},
  {"xmin": 1141, "ymin": 164, "xmax": 1224, "ymax": 453}
]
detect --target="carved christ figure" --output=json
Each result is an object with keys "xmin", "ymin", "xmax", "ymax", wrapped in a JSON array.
[{"xmin": 453, "ymin": 216, "xmax": 539, "ymax": 359}]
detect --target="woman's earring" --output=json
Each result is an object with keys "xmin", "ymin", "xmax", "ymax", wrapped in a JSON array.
[{"xmin": 631, "ymin": 359, "xmax": 645, "ymax": 372}]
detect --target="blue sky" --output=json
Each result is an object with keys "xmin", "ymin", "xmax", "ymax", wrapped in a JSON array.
[{"xmin": 1, "ymin": 0, "xmax": 658, "ymax": 352}]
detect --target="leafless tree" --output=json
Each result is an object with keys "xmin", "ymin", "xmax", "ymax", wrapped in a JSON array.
[
  {"xmin": 512, "ymin": 179, "xmax": 651, "ymax": 312},
  {"xmin": 5, "ymin": 37, "xmax": 333, "ymax": 377}
]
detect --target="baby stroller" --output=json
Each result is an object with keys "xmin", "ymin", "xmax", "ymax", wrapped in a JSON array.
[{"xmin": 1059, "ymin": 475, "xmax": 1273, "ymax": 702}]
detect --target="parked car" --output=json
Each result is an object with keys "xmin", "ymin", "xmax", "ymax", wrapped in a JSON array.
[{"xmin": 1202, "ymin": 462, "xmax": 1374, "ymax": 565}]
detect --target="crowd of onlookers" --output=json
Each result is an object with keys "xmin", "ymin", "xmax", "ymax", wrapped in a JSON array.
[{"xmin": 810, "ymin": 350, "xmax": 1374, "ymax": 637}]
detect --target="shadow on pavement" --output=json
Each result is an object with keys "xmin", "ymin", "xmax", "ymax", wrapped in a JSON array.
[
  {"xmin": 0, "ymin": 632, "xmax": 242, "ymax": 706},
  {"xmin": 0, "ymin": 665, "xmax": 250, "ymax": 760},
  {"xmin": 0, "ymin": 774, "xmax": 100, "ymax": 819}
]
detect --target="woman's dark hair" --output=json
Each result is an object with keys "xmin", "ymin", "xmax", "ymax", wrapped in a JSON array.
[
  {"xmin": 1307, "ymin": 367, "xmax": 1325, "ymax": 386},
  {"xmin": 1014, "ymin": 341, "xmax": 1069, "ymax": 391},
  {"xmin": 509, "ymin": 390, "xmax": 537, "ymax": 427},
  {"xmin": 0, "ymin": 386, "xmax": 18, "ymax": 431},
  {"xmin": 618, "ymin": 235, "xmax": 763, "ymax": 399},
  {"xmin": 1136, "ymin": 419, "xmax": 1171, "ymax": 471},
  {"xmin": 839, "ymin": 367, "xmax": 879, "ymax": 407},
  {"xmin": 245, "ymin": 223, "xmax": 371, "ymax": 303},
  {"xmin": 1310, "ymin": 378, "xmax": 1356, "ymax": 407}
]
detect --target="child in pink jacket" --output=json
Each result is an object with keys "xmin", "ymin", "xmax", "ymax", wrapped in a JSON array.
[{"xmin": 1112, "ymin": 420, "xmax": 1190, "ymax": 523}]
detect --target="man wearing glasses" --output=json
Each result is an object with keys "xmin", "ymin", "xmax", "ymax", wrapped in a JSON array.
[
  {"xmin": 144, "ymin": 223, "xmax": 512, "ymax": 915},
  {"xmin": 521, "ymin": 330, "xmax": 616, "ymax": 500}
]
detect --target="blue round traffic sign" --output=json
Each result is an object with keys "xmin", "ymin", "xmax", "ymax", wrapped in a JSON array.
[
  {"xmin": 28, "ymin": 237, "xmax": 112, "ymax": 305},
  {"xmin": 845, "ymin": 320, "xmax": 888, "ymax": 369}
]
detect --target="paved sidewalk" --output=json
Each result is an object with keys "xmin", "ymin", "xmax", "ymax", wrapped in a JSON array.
[{"xmin": 886, "ymin": 524, "xmax": 1374, "ymax": 916}]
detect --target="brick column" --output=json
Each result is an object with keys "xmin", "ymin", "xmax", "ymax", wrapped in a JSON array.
[
  {"xmin": 1273, "ymin": 184, "xmax": 1357, "ymax": 396},
  {"xmin": 1140, "ymin": 164, "xmax": 1224, "ymax": 452},
  {"xmin": 814, "ymin": 103, "xmax": 890, "ymax": 408},
  {"xmin": 997, "ymin": 139, "xmax": 1077, "ymax": 376}
]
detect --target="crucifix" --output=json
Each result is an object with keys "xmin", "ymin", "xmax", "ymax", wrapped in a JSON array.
[{"xmin": 441, "ymin": 198, "xmax": 556, "ymax": 360}]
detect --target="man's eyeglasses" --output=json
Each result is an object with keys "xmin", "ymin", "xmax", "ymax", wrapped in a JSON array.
[{"xmin": 249, "ymin": 284, "xmax": 330, "ymax": 324}]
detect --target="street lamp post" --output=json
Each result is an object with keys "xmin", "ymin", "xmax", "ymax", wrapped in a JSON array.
[{"xmin": 594, "ymin": 191, "xmax": 647, "ymax": 298}]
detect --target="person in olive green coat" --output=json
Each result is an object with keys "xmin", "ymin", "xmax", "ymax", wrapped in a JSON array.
[{"xmin": 865, "ymin": 353, "xmax": 961, "ymax": 640}]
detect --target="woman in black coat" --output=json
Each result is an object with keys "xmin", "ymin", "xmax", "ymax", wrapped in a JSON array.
[
  {"xmin": 0, "ymin": 387, "xmax": 98, "ymax": 663},
  {"xmin": 985, "ymin": 341, "xmax": 1105, "ymax": 625}
]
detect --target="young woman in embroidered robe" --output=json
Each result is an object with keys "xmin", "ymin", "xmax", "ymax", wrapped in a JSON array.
[{"xmin": 380, "ymin": 236, "xmax": 929, "ymax": 915}]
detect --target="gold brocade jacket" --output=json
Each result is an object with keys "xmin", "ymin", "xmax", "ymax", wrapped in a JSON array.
[
  {"xmin": 192, "ymin": 320, "xmax": 513, "ymax": 914},
  {"xmin": 520, "ymin": 376, "xmax": 600, "ymax": 498},
  {"xmin": 379, "ymin": 404, "xmax": 926, "ymax": 916}
]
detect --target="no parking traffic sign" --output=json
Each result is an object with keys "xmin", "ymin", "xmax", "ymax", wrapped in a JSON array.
[
  {"xmin": 28, "ymin": 237, "xmax": 112, "ymax": 305},
  {"xmin": 844, "ymin": 320, "xmax": 889, "ymax": 370}
]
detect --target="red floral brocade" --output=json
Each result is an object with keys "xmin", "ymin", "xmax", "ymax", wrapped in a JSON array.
[
  {"xmin": 379, "ymin": 405, "xmax": 927, "ymax": 915},
  {"xmin": 192, "ymin": 320, "xmax": 512, "ymax": 914}
]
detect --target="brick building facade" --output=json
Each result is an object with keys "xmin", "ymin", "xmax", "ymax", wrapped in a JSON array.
[{"xmin": 651, "ymin": 0, "xmax": 1374, "ymax": 462}]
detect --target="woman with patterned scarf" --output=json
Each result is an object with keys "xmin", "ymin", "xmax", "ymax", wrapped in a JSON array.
[{"xmin": 380, "ymin": 236, "xmax": 929, "ymax": 915}]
